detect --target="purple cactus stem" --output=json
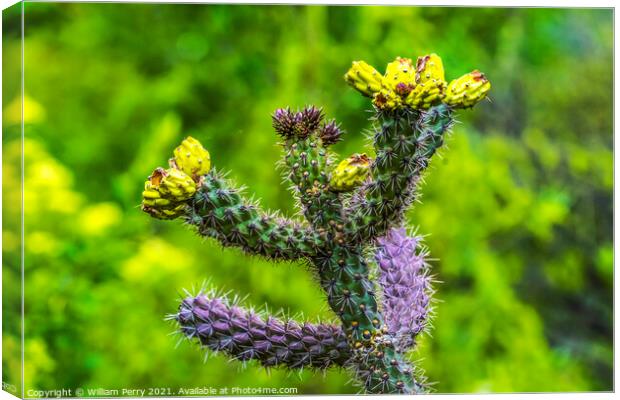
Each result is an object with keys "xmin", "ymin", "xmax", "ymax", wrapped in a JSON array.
[
  {"xmin": 376, "ymin": 228, "xmax": 433, "ymax": 349},
  {"xmin": 176, "ymin": 294, "xmax": 351, "ymax": 369}
]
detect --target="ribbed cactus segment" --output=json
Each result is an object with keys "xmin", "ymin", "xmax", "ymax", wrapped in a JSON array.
[
  {"xmin": 186, "ymin": 169, "xmax": 320, "ymax": 259},
  {"xmin": 283, "ymin": 138, "xmax": 330, "ymax": 198},
  {"xmin": 312, "ymin": 242, "xmax": 426, "ymax": 394},
  {"xmin": 419, "ymin": 103, "xmax": 454, "ymax": 159},
  {"xmin": 352, "ymin": 344, "xmax": 425, "ymax": 394},
  {"xmin": 313, "ymin": 244, "xmax": 380, "ymax": 336},
  {"xmin": 175, "ymin": 294, "xmax": 351, "ymax": 369},
  {"xmin": 345, "ymin": 104, "xmax": 453, "ymax": 242},
  {"xmin": 277, "ymin": 107, "xmax": 346, "ymax": 230},
  {"xmin": 376, "ymin": 228, "xmax": 432, "ymax": 349}
]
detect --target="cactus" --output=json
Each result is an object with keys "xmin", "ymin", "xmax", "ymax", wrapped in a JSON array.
[{"xmin": 142, "ymin": 54, "xmax": 490, "ymax": 394}]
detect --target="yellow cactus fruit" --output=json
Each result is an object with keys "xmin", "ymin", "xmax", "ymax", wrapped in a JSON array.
[
  {"xmin": 406, "ymin": 82, "xmax": 445, "ymax": 110},
  {"xmin": 330, "ymin": 153, "xmax": 372, "ymax": 192},
  {"xmin": 344, "ymin": 61, "xmax": 384, "ymax": 97},
  {"xmin": 415, "ymin": 53, "xmax": 446, "ymax": 84},
  {"xmin": 373, "ymin": 89, "xmax": 403, "ymax": 110},
  {"xmin": 141, "ymin": 167, "xmax": 196, "ymax": 220},
  {"xmin": 383, "ymin": 57, "xmax": 416, "ymax": 91},
  {"xmin": 173, "ymin": 136, "xmax": 211, "ymax": 178},
  {"xmin": 444, "ymin": 70, "xmax": 491, "ymax": 108},
  {"xmin": 404, "ymin": 54, "xmax": 447, "ymax": 110},
  {"xmin": 372, "ymin": 57, "xmax": 417, "ymax": 111}
]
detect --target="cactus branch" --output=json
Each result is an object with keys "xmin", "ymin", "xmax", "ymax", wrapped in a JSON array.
[
  {"xmin": 275, "ymin": 107, "xmax": 346, "ymax": 230},
  {"xmin": 141, "ymin": 54, "xmax": 491, "ymax": 394},
  {"xmin": 345, "ymin": 105, "xmax": 454, "ymax": 243},
  {"xmin": 175, "ymin": 294, "xmax": 351, "ymax": 369},
  {"xmin": 376, "ymin": 228, "xmax": 433, "ymax": 350},
  {"xmin": 185, "ymin": 169, "xmax": 322, "ymax": 260}
]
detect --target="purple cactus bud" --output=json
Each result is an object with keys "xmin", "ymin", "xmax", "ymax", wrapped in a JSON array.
[
  {"xmin": 376, "ymin": 228, "xmax": 432, "ymax": 349},
  {"xmin": 272, "ymin": 107, "xmax": 297, "ymax": 139},
  {"xmin": 319, "ymin": 119, "xmax": 344, "ymax": 146},
  {"xmin": 272, "ymin": 106, "xmax": 323, "ymax": 140},
  {"xmin": 300, "ymin": 106, "xmax": 324, "ymax": 133},
  {"xmin": 175, "ymin": 294, "xmax": 351, "ymax": 369}
]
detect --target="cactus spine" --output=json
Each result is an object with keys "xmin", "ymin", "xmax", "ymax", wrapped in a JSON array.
[{"xmin": 142, "ymin": 54, "xmax": 490, "ymax": 394}]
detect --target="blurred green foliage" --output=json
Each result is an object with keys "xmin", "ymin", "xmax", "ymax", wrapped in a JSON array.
[{"xmin": 2, "ymin": 3, "xmax": 612, "ymax": 395}]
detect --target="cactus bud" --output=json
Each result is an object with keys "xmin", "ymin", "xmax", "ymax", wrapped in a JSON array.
[
  {"xmin": 344, "ymin": 61, "xmax": 384, "ymax": 97},
  {"xmin": 319, "ymin": 120, "xmax": 344, "ymax": 146},
  {"xmin": 330, "ymin": 153, "xmax": 371, "ymax": 192},
  {"xmin": 141, "ymin": 167, "xmax": 196, "ymax": 219},
  {"xmin": 444, "ymin": 70, "xmax": 491, "ymax": 108},
  {"xmin": 272, "ymin": 106, "xmax": 323, "ymax": 140},
  {"xmin": 173, "ymin": 136, "xmax": 211, "ymax": 178},
  {"xmin": 272, "ymin": 107, "xmax": 297, "ymax": 139},
  {"xmin": 300, "ymin": 106, "xmax": 324, "ymax": 134}
]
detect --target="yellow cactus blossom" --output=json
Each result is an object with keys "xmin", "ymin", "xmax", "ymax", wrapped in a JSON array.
[
  {"xmin": 330, "ymin": 153, "xmax": 372, "ymax": 192},
  {"xmin": 172, "ymin": 136, "xmax": 211, "ymax": 178},
  {"xmin": 344, "ymin": 61, "xmax": 384, "ymax": 98},
  {"xmin": 142, "ymin": 167, "xmax": 196, "ymax": 219},
  {"xmin": 444, "ymin": 70, "xmax": 491, "ymax": 108}
]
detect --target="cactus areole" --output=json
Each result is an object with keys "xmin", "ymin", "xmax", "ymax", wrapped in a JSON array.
[{"xmin": 141, "ymin": 55, "xmax": 490, "ymax": 394}]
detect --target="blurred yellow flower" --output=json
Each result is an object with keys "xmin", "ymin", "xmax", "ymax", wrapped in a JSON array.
[
  {"xmin": 121, "ymin": 238, "xmax": 193, "ymax": 282},
  {"xmin": 3, "ymin": 94, "xmax": 46, "ymax": 125},
  {"xmin": 26, "ymin": 231, "xmax": 60, "ymax": 255},
  {"xmin": 78, "ymin": 202, "xmax": 123, "ymax": 236}
]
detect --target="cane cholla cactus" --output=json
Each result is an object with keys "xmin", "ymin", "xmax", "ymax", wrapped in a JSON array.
[{"xmin": 141, "ymin": 54, "xmax": 490, "ymax": 394}]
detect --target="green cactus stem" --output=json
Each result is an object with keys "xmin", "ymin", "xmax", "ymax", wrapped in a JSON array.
[
  {"xmin": 344, "ymin": 104, "xmax": 454, "ymax": 243},
  {"xmin": 186, "ymin": 169, "xmax": 322, "ymax": 260}
]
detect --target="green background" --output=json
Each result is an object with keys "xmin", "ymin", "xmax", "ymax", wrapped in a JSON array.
[{"xmin": 2, "ymin": 3, "xmax": 613, "ymax": 395}]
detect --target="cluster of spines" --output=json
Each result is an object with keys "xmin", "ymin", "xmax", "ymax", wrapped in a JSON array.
[{"xmin": 175, "ymin": 293, "xmax": 351, "ymax": 369}]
